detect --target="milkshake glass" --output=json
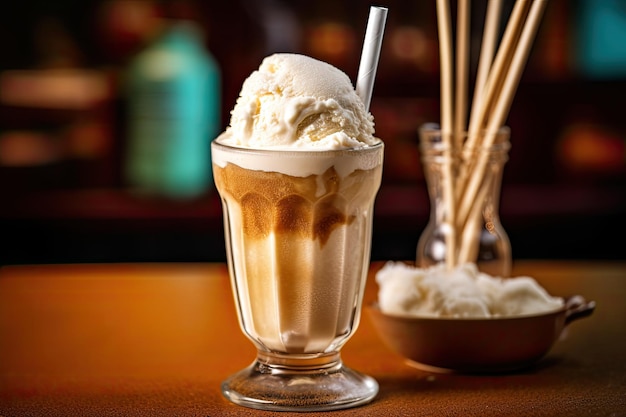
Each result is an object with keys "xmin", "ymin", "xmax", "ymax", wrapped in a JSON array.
[{"xmin": 212, "ymin": 139, "xmax": 383, "ymax": 411}]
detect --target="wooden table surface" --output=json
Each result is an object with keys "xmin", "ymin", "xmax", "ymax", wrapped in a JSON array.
[{"xmin": 1, "ymin": 260, "xmax": 625, "ymax": 416}]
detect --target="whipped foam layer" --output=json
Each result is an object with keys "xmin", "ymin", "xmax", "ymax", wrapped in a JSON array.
[
  {"xmin": 216, "ymin": 53, "xmax": 378, "ymax": 151},
  {"xmin": 376, "ymin": 262, "xmax": 564, "ymax": 318},
  {"xmin": 211, "ymin": 139, "xmax": 383, "ymax": 178}
]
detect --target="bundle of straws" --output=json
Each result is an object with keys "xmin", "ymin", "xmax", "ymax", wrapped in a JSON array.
[{"xmin": 434, "ymin": 0, "xmax": 548, "ymax": 268}]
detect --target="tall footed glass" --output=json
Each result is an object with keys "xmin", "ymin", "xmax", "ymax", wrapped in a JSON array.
[
  {"xmin": 416, "ymin": 124, "xmax": 512, "ymax": 277},
  {"xmin": 211, "ymin": 139, "xmax": 383, "ymax": 411}
]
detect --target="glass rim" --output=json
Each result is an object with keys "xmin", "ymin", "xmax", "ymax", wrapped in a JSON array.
[
  {"xmin": 211, "ymin": 138, "xmax": 384, "ymax": 157},
  {"xmin": 418, "ymin": 122, "xmax": 511, "ymax": 137},
  {"xmin": 418, "ymin": 123, "xmax": 510, "ymax": 153}
]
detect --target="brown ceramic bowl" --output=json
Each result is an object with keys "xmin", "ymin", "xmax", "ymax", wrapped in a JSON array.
[{"xmin": 366, "ymin": 295, "xmax": 595, "ymax": 373}]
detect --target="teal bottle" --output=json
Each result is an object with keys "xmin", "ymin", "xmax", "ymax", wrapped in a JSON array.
[{"xmin": 125, "ymin": 20, "xmax": 220, "ymax": 199}]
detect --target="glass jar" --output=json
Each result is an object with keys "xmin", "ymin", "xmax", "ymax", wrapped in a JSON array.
[{"xmin": 416, "ymin": 123, "xmax": 512, "ymax": 277}]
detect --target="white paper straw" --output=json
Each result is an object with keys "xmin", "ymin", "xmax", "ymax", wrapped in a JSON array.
[{"xmin": 356, "ymin": 6, "xmax": 388, "ymax": 111}]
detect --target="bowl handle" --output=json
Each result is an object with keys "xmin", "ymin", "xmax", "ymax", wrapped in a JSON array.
[{"xmin": 564, "ymin": 295, "xmax": 596, "ymax": 325}]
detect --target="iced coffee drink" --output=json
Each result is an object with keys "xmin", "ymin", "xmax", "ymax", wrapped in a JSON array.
[
  {"xmin": 213, "ymin": 143, "xmax": 382, "ymax": 354},
  {"xmin": 212, "ymin": 53, "xmax": 382, "ymax": 411}
]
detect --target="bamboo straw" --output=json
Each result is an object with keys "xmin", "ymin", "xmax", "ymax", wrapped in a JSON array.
[
  {"xmin": 427, "ymin": 0, "xmax": 548, "ymax": 269},
  {"xmin": 454, "ymin": 0, "xmax": 471, "ymax": 148},
  {"xmin": 456, "ymin": 0, "xmax": 548, "ymax": 241},
  {"xmin": 466, "ymin": 0, "xmax": 530, "ymax": 146},
  {"xmin": 456, "ymin": 0, "xmax": 531, "ymax": 229},
  {"xmin": 455, "ymin": 0, "xmax": 529, "ymax": 206},
  {"xmin": 457, "ymin": 172, "xmax": 493, "ymax": 265},
  {"xmin": 470, "ymin": 0, "xmax": 502, "ymax": 125},
  {"xmin": 486, "ymin": 0, "xmax": 548, "ymax": 132},
  {"xmin": 435, "ymin": 0, "xmax": 457, "ymax": 269},
  {"xmin": 437, "ymin": 0, "xmax": 455, "ymax": 134}
]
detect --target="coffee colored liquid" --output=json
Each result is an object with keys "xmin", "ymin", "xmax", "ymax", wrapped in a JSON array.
[{"xmin": 213, "ymin": 161, "xmax": 382, "ymax": 354}]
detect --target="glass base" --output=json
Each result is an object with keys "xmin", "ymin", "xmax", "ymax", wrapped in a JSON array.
[{"xmin": 221, "ymin": 352, "xmax": 379, "ymax": 412}]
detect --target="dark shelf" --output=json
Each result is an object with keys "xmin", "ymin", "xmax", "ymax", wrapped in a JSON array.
[{"xmin": 1, "ymin": 183, "xmax": 624, "ymax": 266}]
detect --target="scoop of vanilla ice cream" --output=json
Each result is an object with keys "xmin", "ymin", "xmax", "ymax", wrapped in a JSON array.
[
  {"xmin": 217, "ymin": 53, "xmax": 378, "ymax": 150},
  {"xmin": 376, "ymin": 262, "xmax": 564, "ymax": 318},
  {"xmin": 489, "ymin": 277, "xmax": 565, "ymax": 317}
]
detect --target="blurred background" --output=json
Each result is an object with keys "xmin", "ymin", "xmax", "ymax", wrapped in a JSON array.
[{"xmin": 1, "ymin": 0, "xmax": 624, "ymax": 265}]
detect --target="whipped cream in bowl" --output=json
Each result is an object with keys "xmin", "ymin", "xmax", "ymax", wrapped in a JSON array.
[{"xmin": 367, "ymin": 262, "xmax": 595, "ymax": 373}]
